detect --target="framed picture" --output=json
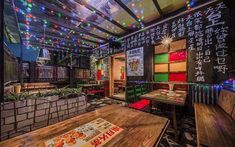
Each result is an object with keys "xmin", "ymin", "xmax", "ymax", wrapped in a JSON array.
[{"xmin": 126, "ymin": 47, "xmax": 144, "ymax": 76}]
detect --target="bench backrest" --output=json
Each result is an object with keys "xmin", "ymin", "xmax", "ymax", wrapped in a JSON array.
[
  {"xmin": 217, "ymin": 89, "xmax": 235, "ymax": 120},
  {"xmin": 23, "ymin": 82, "xmax": 51, "ymax": 87}
]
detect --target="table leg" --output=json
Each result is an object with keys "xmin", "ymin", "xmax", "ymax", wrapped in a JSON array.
[
  {"xmin": 172, "ymin": 105, "xmax": 178, "ymax": 141},
  {"xmin": 149, "ymin": 100, "xmax": 153, "ymax": 113}
]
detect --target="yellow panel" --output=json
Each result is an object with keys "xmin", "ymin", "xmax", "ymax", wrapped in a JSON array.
[
  {"xmin": 157, "ymin": 0, "xmax": 185, "ymax": 14},
  {"xmin": 155, "ymin": 64, "xmax": 168, "ymax": 73},
  {"xmin": 170, "ymin": 39, "xmax": 186, "ymax": 52},
  {"xmin": 170, "ymin": 62, "xmax": 186, "ymax": 72},
  {"xmin": 155, "ymin": 44, "xmax": 168, "ymax": 54}
]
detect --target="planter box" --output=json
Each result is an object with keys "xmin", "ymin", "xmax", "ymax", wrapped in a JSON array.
[{"xmin": 1, "ymin": 94, "xmax": 87, "ymax": 141}]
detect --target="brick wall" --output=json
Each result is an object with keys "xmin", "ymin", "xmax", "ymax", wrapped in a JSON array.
[{"xmin": 0, "ymin": 95, "xmax": 87, "ymax": 141}]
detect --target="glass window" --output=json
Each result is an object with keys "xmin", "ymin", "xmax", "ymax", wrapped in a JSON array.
[
  {"xmin": 121, "ymin": 0, "xmax": 160, "ymax": 23},
  {"xmin": 85, "ymin": 0, "xmax": 138, "ymax": 28},
  {"xmin": 157, "ymin": 0, "xmax": 185, "ymax": 14}
]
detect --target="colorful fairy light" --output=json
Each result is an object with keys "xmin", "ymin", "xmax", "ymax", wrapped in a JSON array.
[
  {"xmin": 186, "ymin": 0, "xmax": 195, "ymax": 10},
  {"xmin": 16, "ymin": 0, "xmax": 107, "ymax": 50}
]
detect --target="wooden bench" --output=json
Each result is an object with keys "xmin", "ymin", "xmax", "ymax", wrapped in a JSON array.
[
  {"xmin": 194, "ymin": 89, "xmax": 235, "ymax": 147},
  {"xmin": 22, "ymin": 82, "xmax": 56, "ymax": 91}
]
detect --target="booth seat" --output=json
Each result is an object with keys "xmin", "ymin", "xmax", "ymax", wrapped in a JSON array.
[{"xmin": 194, "ymin": 89, "xmax": 235, "ymax": 147}]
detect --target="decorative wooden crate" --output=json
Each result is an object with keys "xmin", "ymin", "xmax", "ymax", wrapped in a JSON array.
[
  {"xmin": 169, "ymin": 73, "xmax": 186, "ymax": 82},
  {"xmin": 154, "ymin": 64, "xmax": 168, "ymax": 73},
  {"xmin": 169, "ymin": 62, "xmax": 186, "ymax": 72},
  {"xmin": 154, "ymin": 53, "xmax": 169, "ymax": 63},
  {"xmin": 154, "ymin": 74, "xmax": 168, "ymax": 82},
  {"xmin": 155, "ymin": 44, "xmax": 168, "ymax": 54},
  {"xmin": 170, "ymin": 39, "xmax": 186, "ymax": 52},
  {"xmin": 169, "ymin": 50, "xmax": 187, "ymax": 61}
]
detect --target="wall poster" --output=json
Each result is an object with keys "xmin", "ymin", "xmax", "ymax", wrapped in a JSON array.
[{"xmin": 126, "ymin": 47, "xmax": 144, "ymax": 76}]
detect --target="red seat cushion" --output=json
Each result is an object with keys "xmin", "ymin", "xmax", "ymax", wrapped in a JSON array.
[
  {"xmin": 129, "ymin": 99, "xmax": 150, "ymax": 110},
  {"xmin": 87, "ymin": 90, "xmax": 104, "ymax": 94}
]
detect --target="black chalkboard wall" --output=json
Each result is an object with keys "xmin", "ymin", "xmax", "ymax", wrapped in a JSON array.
[{"xmin": 95, "ymin": 0, "xmax": 232, "ymax": 84}]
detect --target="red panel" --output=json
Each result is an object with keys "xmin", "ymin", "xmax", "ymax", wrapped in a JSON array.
[
  {"xmin": 97, "ymin": 70, "xmax": 102, "ymax": 80},
  {"xmin": 129, "ymin": 99, "xmax": 150, "ymax": 110},
  {"xmin": 169, "ymin": 50, "xmax": 186, "ymax": 61},
  {"xmin": 169, "ymin": 73, "xmax": 186, "ymax": 82}
]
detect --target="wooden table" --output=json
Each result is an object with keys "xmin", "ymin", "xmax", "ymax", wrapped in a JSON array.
[
  {"xmin": 140, "ymin": 89, "xmax": 187, "ymax": 140},
  {"xmin": 0, "ymin": 105, "xmax": 169, "ymax": 147}
]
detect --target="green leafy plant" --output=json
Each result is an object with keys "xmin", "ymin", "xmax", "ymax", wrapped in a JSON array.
[
  {"xmin": 4, "ymin": 88, "xmax": 82, "ymax": 102},
  {"xmin": 5, "ymin": 92, "xmax": 34, "ymax": 102}
]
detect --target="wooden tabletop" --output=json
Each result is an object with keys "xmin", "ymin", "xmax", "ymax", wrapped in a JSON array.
[
  {"xmin": 140, "ymin": 89, "xmax": 187, "ymax": 106},
  {"xmin": 0, "ymin": 105, "xmax": 169, "ymax": 147},
  {"xmin": 194, "ymin": 103, "xmax": 235, "ymax": 147}
]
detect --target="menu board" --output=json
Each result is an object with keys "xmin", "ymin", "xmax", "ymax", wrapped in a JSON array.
[
  {"xmin": 127, "ymin": 47, "xmax": 144, "ymax": 76},
  {"xmin": 187, "ymin": 2, "xmax": 230, "ymax": 83},
  {"xmin": 45, "ymin": 118, "xmax": 123, "ymax": 147}
]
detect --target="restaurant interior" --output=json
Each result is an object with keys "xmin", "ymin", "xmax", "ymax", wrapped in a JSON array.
[{"xmin": 1, "ymin": 0, "xmax": 235, "ymax": 147}]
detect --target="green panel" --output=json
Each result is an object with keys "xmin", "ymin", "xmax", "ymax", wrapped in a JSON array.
[
  {"xmin": 154, "ymin": 74, "xmax": 168, "ymax": 82},
  {"xmin": 136, "ymin": 93, "xmax": 142, "ymax": 97},
  {"xmin": 126, "ymin": 89, "xmax": 134, "ymax": 94},
  {"xmin": 135, "ymin": 88, "xmax": 142, "ymax": 92},
  {"xmin": 97, "ymin": 63, "xmax": 102, "ymax": 69},
  {"xmin": 154, "ymin": 54, "xmax": 168, "ymax": 63}
]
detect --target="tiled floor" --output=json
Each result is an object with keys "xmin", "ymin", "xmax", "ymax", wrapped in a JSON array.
[{"xmin": 87, "ymin": 97, "xmax": 197, "ymax": 147}]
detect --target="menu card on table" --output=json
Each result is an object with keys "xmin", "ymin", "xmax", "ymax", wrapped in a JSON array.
[{"xmin": 45, "ymin": 118, "xmax": 123, "ymax": 147}]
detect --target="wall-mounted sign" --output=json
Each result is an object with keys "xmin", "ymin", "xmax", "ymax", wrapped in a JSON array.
[{"xmin": 127, "ymin": 47, "xmax": 144, "ymax": 76}]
